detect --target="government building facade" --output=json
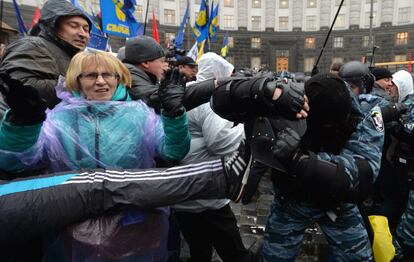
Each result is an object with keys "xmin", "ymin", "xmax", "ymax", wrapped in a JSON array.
[{"xmin": 3, "ymin": 0, "xmax": 414, "ymax": 73}]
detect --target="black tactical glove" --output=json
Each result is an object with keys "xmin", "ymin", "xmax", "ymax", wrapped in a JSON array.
[
  {"xmin": 158, "ymin": 69, "xmax": 186, "ymax": 118},
  {"xmin": 272, "ymin": 127, "xmax": 301, "ymax": 167},
  {"xmin": 212, "ymin": 77, "xmax": 305, "ymax": 122},
  {"xmin": 0, "ymin": 73, "xmax": 47, "ymax": 125},
  {"xmin": 270, "ymin": 80, "xmax": 306, "ymax": 119},
  {"xmin": 381, "ymin": 102, "xmax": 408, "ymax": 123}
]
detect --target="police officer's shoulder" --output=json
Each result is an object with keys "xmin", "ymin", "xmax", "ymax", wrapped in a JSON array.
[{"xmin": 368, "ymin": 105, "xmax": 385, "ymax": 133}]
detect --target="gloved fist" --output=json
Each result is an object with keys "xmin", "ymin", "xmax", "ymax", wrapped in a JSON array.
[
  {"xmin": 0, "ymin": 73, "xmax": 47, "ymax": 125},
  {"xmin": 159, "ymin": 69, "xmax": 186, "ymax": 117},
  {"xmin": 380, "ymin": 102, "xmax": 408, "ymax": 123},
  {"xmin": 272, "ymin": 127, "xmax": 301, "ymax": 166},
  {"xmin": 271, "ymin": 81, "xmax": 306, "ymax": 119}
]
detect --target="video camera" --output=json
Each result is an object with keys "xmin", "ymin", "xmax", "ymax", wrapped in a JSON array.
[
  {"xmin": 165, "ymin": 38, "xmax": 187, "ymax": 67},
  {"xmin": 165, "ymin": 44, "xmax": 186, "ymax": 59}
]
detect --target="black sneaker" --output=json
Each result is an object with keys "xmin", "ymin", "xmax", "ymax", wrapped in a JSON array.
[{"xmin": 223, "ymin": 140, "xmax": 253, "ymax": 202}]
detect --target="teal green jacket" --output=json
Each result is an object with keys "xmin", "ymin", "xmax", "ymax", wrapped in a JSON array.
[{"xmin": 0, "ymin": 84, "xmax": 191, "ymax": 172}]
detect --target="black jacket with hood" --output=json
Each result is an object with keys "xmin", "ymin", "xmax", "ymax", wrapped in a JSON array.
[{"xmin": 0, "ymin": 0, "xmax": 91, "ymax": 109}]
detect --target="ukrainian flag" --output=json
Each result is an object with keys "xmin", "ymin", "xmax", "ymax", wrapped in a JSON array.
[
  {"xmin": 221, "ymin": 32, "xmax": 229, "ymax": 58},
  {"xmin": 192, "ymin": 0, "xmax": 209, "ymax": 43},
  {"xmin": 209, "ymin": 2, "xmax": 219, "ymax": 42},
  {"xmin": 196, "ymin": 0, "xmax": 209, "ymax": 28}
]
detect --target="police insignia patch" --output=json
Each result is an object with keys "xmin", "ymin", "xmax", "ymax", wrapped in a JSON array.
[{"xmin": 371, "ymin": 110, "xmax": 384, "ymax": 132}]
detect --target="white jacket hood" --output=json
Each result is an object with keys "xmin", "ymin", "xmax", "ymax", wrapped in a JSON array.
[
  {"xmin": 392, "ymin": 70, "xmax": 414, "ymax": 102},
  {"xmin": 195, "ymin": 52, "xmax": 234, "ymax": 82}
]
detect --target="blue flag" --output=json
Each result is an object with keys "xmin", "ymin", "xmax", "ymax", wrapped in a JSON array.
[
  {"xmin": 101, "ymin": 0, "xmax": 140, "ymax": 38},
  {"xmin": 175, "ymin": 2, "xmax": 189, "ymax": 49},
  {"xmin": 209, "ymin": 2, "xmax": 219, "ymax": 42},
  {"xmin": 12, "ymin": 0, "xmax": 27, "ymax": 36},
  {"xmin": 192, "ymin": 0, "xmax": 209, "ymax": 43}
]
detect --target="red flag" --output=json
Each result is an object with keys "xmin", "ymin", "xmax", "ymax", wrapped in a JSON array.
[
  {"xmin": 152, "ymin": 10, "xmax": 160, "ymax": 43},
  {"xmin": 408, "ymin": 51, "xmax": 412, "ymax": 73},
  {"xmin": 30, "ymin": 6, "xmax": 41, "ymax": 29}
]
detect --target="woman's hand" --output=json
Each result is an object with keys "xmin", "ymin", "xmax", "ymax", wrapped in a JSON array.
[
  {"xmin": 0, "ymin": 73, "xmax": 47, "ymax": 125},
  {"xmin": 158, "ymin": 69, "xmax": 186, "ymax": 118}
]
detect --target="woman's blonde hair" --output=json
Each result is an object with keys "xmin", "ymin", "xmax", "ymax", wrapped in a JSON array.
[{"xmin": 65, "ymin": 50, "xmax": 132, "ymax": 92}]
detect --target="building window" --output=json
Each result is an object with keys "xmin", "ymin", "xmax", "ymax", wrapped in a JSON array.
[
  {"xmin": 305, "ymin": 37, "xmax": 315, "ymax": 49},
  {"xmin": 165, "ymin": 32, "xmax": 175, "ymax": 46},
  {"xmin": 251, "ymin": 57, "xmax": 261, "ymax": 69},
  {"xmin": 334, "ymin": 14, "xmax": 346, "ymax": 29},
  {"xmin": 280, "ymin": 0, "xmax": 289, "ymax": 8},
  {"xmin": 251, "ymin": 37, "xmax": 261, "ymax": 48},
  {"xmin": 223, "ymin": 15, "xmax": 234, "ymax": 29},
  {"xmin": 307, "ymin": 0, "xmax": 316, "ymax": 8},
  {"xmin": 136, "ymin": 5, "xmax": 143, "ymax": 22},
  {"xmin": 395, "ymin": 55, "xmax": 407, "ymax": 62},
  {"xmin": 362, "ymin": 35, "xmax": 375, "ymax": 47},
  {"xmin": 398, "ymin": 7, "xmax": 411, "ymax": 25},
  {"xmin": 224, "ymin": 0, "xmax": 234, "ymax": 7},
  {"xmin": 304, "ymin": 57, "xmax": 315, "ymax": 73},
  {"xmin": 164, "ymin": 9, "xmax": 175, "ymax": 25},
  {"xmin": 279, "ymin": 16, "xmax": 289, "ymax": 30},
  {"xmin": 335, "ymin": 0, "xmax": 345, "ymax": 6},
  {"xmin": 396, "ymin": 32, "xmax": 409, "ymax": 45},
  {"xmin": 306, "ymin": 16, "xmax": 316, "ymax": 30},
  {"xmin": 252, "ymin": 0, "xmax": 261, "ymax": 8},
  {"xmin": 251, "ymin": 16, "xmax": 261, "ymax": 30},
  {"xmin": 364, "ymin": 11, "xmax": 376, "ymax": 27},
  {"xmin": 333, "ymin": 36, "xmax": 344, "ymax": 48},
  {"xmin": 228, "ymin": 36, "xmax": 234, "ymax": 48}
]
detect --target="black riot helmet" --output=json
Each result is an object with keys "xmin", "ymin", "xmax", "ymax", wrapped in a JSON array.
[
  {"xmin": 303, "ymin": 73, "xmax": 354, "ymax": 154},
  {"xmin": 338, "ymin": 61, "xmax": 375, "ymax": 94}
]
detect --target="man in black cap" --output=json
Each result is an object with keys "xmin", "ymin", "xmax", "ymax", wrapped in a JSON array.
[
  {"xmin": 372, "ymin": 67, "xmax": 394, "ymax": 97},
  {"xmin": 123, "ymin": 36, "xmax": 216, "ymax": 113},
  {"xmin": 177, "ymin": 56, "xmax": 198, "ymax": 82}
]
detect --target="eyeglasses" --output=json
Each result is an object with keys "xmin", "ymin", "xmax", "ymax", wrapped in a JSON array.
[{"xmin": 78, "ymin": 72, "xmax": 118, "ymax": 81}]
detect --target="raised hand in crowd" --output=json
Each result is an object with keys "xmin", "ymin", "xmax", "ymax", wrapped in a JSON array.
[
  {"xmin": 158, "ymin": 68, "xmax": 186, "ymax": 118},
  {"xmin": 0, "ymin": 73, "xmax": 47, "ymax": 125}
]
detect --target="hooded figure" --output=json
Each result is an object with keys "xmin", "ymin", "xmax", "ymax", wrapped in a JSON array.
[
  {"xmin": 173, "ymin": 52, "xmax": 254, "ymax": 262},
  {"xmin": 391, "ymin": 70, "xmax": 414, "ymax": 103},
  {"xmin": 0, "ymin": 0, "xmax": 91, "ymax": 109}
]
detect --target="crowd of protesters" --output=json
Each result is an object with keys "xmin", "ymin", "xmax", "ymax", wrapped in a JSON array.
[{"xmin": 0, "ymin": 0, "xmax": 413, "ymax": 262}]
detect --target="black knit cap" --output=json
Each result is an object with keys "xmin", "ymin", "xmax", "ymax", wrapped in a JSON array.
[
  {"xmin": 124, "ymin": 36, "xmax": 165, "ymax": 64},
  {"xmin": 371, "ymin": 67, "xmax": 393, "ymax": 81},
  {"xmin": 305, "ymin": 73, "xmax": 352, "ymax": 126}
]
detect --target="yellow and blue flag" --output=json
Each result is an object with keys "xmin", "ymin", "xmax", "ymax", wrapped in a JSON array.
[
  {"xmin": 196, "ymin": 0, "xmax": 209, "ymax": 28},
  {"xmin": 221, "ymin": 32, "xmax": 229, "ymax": 58},
  {"xmin": 101, "ymin": 0, "xmax": 141, "ymax": 38},
  {"xmin": 12, "ymin": 0, "xmax": 27, "ymax": 37},
  {"xmin": 192, "ymin": 0, "xmax": 209, "ymax": 43},
  {"xmin": 209, "ymin": 1, "xmax": 219, "ymax": 42},
  {"xmin": 175, "ymin": 1, "xmax": 189, "ymax": 49},
  {"xmin": 197, "ymin": 39, "xmax": 207, "ymax": 62}
]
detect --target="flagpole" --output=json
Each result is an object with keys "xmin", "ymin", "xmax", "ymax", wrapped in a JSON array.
[
  {"xmin": 143, "ymin": 0, "xmax": 150, "ymax": 35},
  {"xmin": 186, "ymin": 0, "xmax": 190, "ymax": 50},
  {"xmin": 0, "ymin": 0, "xmax": 3, "ymax": 34}
]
